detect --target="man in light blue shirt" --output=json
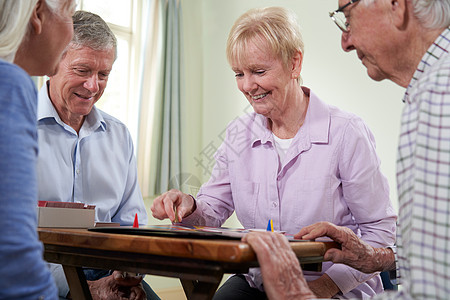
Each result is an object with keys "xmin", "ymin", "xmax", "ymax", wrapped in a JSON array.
[{"xmin": 36, "ymin": 10, "xmax": 159, "ymax": 300}]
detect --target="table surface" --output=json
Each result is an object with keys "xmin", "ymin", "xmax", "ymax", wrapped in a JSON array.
[
  {"xmin": 38, "ymin": 227, "xmax": 338, "ymax": 263},
  {"xmin": 38, "ymin": 227, "xmax": 339, "ymax": 300}
]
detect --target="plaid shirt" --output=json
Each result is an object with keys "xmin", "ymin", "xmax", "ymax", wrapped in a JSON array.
[{"xmin": 384, "ymin": 27, "xmax": 450, "ymax": 299}]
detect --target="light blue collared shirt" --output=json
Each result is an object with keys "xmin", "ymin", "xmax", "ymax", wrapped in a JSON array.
[
  {"xmin": 37, "ymin": 82, "xmax": 148, "ymax": 226},
  {"xmin": 37, "ymin": 82, "xmax": 148, "ymax": 297}
]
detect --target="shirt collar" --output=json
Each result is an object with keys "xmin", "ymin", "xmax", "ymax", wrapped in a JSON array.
[
  {"xmin": 37, "ymin": 81, "xmax": 106, "ymax": 133},
  {"xmin": 251, "ymin": 86, "xmax": 330, "ymax": 147},
  {"xmin": 403, "ymin": 27, "xmax": 450, "ymax": 104}
]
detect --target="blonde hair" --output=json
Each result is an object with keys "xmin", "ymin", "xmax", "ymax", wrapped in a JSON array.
[
  {"xmin": 0, "ymin": 0, "xmax": 38, "ymax": 61},
  {"xmin": 226, "ymin": 6, "xmax": 304, "ymax": 82}
]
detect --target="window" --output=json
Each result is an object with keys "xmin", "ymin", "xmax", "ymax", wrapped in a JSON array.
[{"xmin": 76, "ymin": 0, "xmax": 143, "ymax": 146}]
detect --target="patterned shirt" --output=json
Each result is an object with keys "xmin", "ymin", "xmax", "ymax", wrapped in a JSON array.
[{"xmin": 379, "ymin": 27, "xmax": 450, "ymax": 299}]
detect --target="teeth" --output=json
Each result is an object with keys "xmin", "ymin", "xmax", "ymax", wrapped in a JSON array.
[
  {"xmin": 75, "ymin": 93, "xmax": 92, "ymax": 100},
  {"xmin": 252, "ymin": 93, "xmax": 267, "ymax": 100}
]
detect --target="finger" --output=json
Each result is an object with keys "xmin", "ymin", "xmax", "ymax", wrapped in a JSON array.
[
  {"xmin": 295, "ymin": 222, "xmax": 330, "ymax": 240},
  {"xmin": 245, "ymin": 232, "xmax": 283, "ymax": 262},
  {"xmin": 150, "ymin": 195, "xmax": 169, "ymax": 220},
  {"xmin": 175, "ymin": 194, "xmax": 195, "ymax": 222},
  {"xmin": 113, "ymin": 270, "xmax": 125, "ymax": 279},
  {"xmin": 323, "ymin": 248, "xmax": 344, "ymax": 263},
  {"xmin": 298, "ymin": 222, "xmax": 344, "ymax": 242},
  {"xmin": 243, "ymin": 232, "xmax": 271, "ymax": 255},
  {"xmin": 129, "ymin": 289, "xmax": 136, "ymax": 300},
  {"xmin": 115, "ymin": 277, "xmax": 143, "ymax": 287},
  {"xmin": 176, "ymin": 206, "xmax": 182, "ymax": 223},
  {"xmin": 162, "ymin": 195, "xmax": 177, "ymax": 222},
  {"xmin": 130, "ymin": 285, "xmax": 146, "ymax": 300}
]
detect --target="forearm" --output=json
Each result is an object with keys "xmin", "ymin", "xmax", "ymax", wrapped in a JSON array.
[{"xmin": 307, "ymin": 274, "xmax": 340, "ymax": 298}]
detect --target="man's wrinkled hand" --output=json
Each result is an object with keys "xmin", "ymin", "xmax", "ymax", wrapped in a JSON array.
[
  {"xmin": 296, "ymin": 221, "xmax": 394, "ymax": 273},
  {"xmin": 88, "ymin": 271, "xmax": 146, "ymax": 300}
]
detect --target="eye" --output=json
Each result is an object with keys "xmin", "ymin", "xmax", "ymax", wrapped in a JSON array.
[
  {"xmin": 74, "ymin": 68, "xmax": 88, "ymax": 75},
  {"xmin": 99, "ymin": 72, "xmax": 110, "ymax": 80},
  {"xmin": 254, "ymin": 70, "xmax": 265, "ymax": 75},
  {"xmin": 234, "ymin": 72, "xmax": 243, "ymax": 78},
  {"xmin": 344, "ymin": 14, "xmax": 351, "ymax": 30}
]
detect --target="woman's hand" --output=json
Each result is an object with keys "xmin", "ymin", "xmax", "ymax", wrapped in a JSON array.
[{"xmin": 150, "ymin": 189, "xmax": 196, "ymax": 222}]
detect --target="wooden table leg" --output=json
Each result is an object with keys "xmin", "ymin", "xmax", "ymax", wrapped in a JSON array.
[
  {"xmin": 180, "ymin": 279, "xmax": 221, "ymax": 300},
  {"xmin": 62, "ymin": 266, "xmax": 93, "ymax": 300}
]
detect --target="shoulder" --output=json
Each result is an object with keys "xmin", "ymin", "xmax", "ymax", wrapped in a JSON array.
[
  {"xmin": 327, "ymin": 103, "xmax": 365, "ymax": 127},
  {"xmin": 324, "ymin": 104, "xmax": 374, "ymax": 145},
  {"xmin": 97, "ymin": 108, "xmax": 133, "ymax": 139},
  {"xmin": 308, "ymin": 89, "xmax": 362, "ymax": 125},
  {"xmin": 416, "ymin": 52, "xmax": 450, "ymax": 95},
  {"xmin": 0, "ymin": 61, "xmax": 36, "ymax": 114},
  {"xmin": 0, "ymin": 60, "xmax": 34, "ymax": 92}
]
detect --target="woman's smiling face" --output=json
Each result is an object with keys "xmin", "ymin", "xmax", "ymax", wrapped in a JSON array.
[{"xmin": 231, "ymin": 40, "xmax": 297, "ymax": 119}]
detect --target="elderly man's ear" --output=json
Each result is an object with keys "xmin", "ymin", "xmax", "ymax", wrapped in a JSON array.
[
  {"xmin": 29, "ymin": 0, "xmax": 47, "ymax": 35},
  {"xmin": 391, "ymin": 0, "xmax": 408, "ymax": 30}
]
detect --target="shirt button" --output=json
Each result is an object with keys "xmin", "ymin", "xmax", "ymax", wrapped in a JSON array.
[
  {"xmin": 272, "ymin": 202, "xmax": 278, "ymax": 208},
  {"xmin": 76, "ymin": 169, "xmax": 80, "ymax": 175}
]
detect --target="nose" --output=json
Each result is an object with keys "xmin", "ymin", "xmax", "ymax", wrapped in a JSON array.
[
  {"xmin": 241, "ymin": 75, "xmax": 257, "ymax": 94},
  {"xmin": 341, "ymin": 31, "xmax": 355, "ymax": 52},
  {"xmin": 83, "ymin": 74, "xmax": 100, "ymax": 93}
]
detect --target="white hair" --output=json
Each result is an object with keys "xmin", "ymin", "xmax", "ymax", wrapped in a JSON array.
[
  {"xmin": 0, "ymin": 0, "xmax": 38, "ymax": 61},
  {"xmin": 0, "ymin": 0, "xmax": 76, "ymax": 61},
  {"xmin": 363, "ymin": 0, "xmax": 450, "ymax": 29},
  {"xmin": 45, "ymin": 0, "xmax": 76, "ymax": 16},
  {"xmin": 411, "ymin": 0, "xmax": 450, "ymax": 29}
]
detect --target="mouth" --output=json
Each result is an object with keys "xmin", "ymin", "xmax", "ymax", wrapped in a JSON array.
[
  {"xmin": 250, "ymin": 92, "xmax": 269, "ymax": 102},
  {"xmin": 74, "ymin": 92, "xmax": 94, "ymax": 101}
]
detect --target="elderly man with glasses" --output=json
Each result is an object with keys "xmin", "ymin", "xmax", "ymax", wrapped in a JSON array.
[{"xmin": 244, "ymin": 0, "xmax": 450, "ymax": 299}]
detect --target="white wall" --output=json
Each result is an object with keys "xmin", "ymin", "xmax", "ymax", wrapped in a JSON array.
[
  {"xmin": 183, "ymin": 0, "xmax": 404, "ymax": 210},
  {"xmin": 149, "ymin": 0, "xmax": 405, "ymax": 294}
]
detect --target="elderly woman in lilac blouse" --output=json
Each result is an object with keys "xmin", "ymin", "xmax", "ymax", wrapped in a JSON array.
[{"xmin": 151, "ymin": 6, "xmax": 396, "ymax": 299}]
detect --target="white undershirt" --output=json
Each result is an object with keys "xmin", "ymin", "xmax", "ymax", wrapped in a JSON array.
[{"xmin": 272, "ymin": 133, "xmax": 294, "ymax": 163}]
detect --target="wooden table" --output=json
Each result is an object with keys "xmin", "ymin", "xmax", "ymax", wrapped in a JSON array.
[{"xmin": 38, "ymin": 228, "xmax": 338, "ymax": 300}]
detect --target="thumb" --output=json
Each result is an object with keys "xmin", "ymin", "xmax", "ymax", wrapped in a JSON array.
[
  {"xmin": 323, "ymin": 248, "xmax": 342, "ymax": 263},
  {"xmin": 113, "ymin": 271, "xmax": 124, "ymax": 279}
]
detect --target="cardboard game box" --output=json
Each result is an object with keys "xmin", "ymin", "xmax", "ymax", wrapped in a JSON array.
[{"xmin": 37, "ymin": 201, "xmax": 95, "ymax": 228}]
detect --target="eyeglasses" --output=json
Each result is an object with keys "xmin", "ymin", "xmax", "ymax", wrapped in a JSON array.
[{"xmin": 329, "ymin": 0, "xmax": 360, "ymax": 33}]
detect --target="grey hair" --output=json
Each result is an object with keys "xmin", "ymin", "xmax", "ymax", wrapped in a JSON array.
[
  {"xmin": 0, "ymin": 0, "xmax": 38, "ymax": 61},
  {"xmin": 67, "ymin": 10, "xmax": 117, "ymax": 60},
  {"xmin": 411, "ymin": 0, "xmax": 450, "ymax": 29},
  {"xmin": 363, "ymin": 0, "xmax": 450, "ymax": 29}
]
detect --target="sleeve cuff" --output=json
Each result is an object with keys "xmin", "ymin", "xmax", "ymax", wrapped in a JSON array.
[
  {"xmin": 326, "ymin": 264, "xmax": 378, "ymax": 295},
  {"xmin": 387, "ymin": 245, "xmax": 399, "ymax": 285}
]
